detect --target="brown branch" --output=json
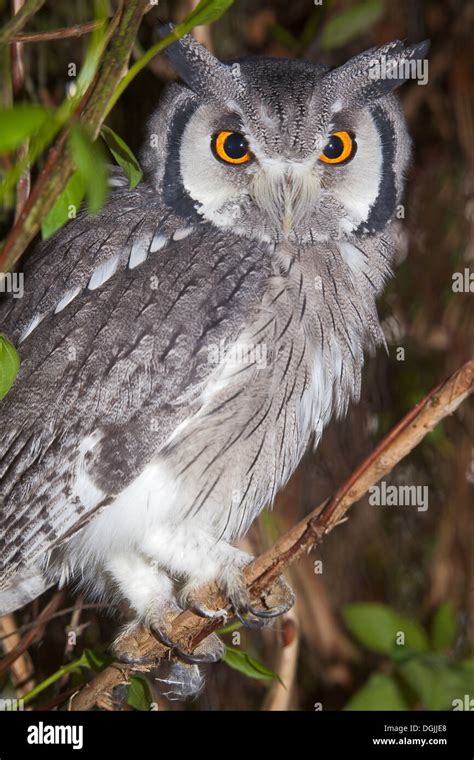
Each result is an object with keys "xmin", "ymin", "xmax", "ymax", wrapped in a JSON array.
[
  {"xmin": 69, "ymin": 358, "xmax": 474, "ymax": 711},
  {"xmin": 0, "ymin": 0, "xmax": 46, "ymax": 45},
  {"xmin": 10, "ymin": 20, "xmax": 106, "ymax": 43},
  {"xmin": 11, "ymin": 0, "xmax": 31, "ymax": 220},
  {"xmin": 262, "ymin": 609, "xmax": 299, "ymax": 711},
  {"xmin": 0, "ymin": 613, "xmax": 35, "ymax": 696},
  {"xmin": 0, "ymin": 591, "xmax": 65, "ymax": 675},
  {"xmin": 0, "ymin": 603, "xmax": 106, "ymax": 642},
  {"xmin": 11, "ymin": 0, "xmax": 26, "ymax": 93}
]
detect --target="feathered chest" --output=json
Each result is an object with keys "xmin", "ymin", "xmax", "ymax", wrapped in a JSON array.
[{"xmin": 160, "ymin": 239, "xmax": 387, "ymax": 539}]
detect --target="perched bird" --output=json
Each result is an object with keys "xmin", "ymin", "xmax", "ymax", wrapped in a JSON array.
[{"xmin": 0, "ymin": 31, "xmax": 428, "ymax": 695}]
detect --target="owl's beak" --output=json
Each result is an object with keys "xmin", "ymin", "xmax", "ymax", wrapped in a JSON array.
[{"xmin": 252, "ymin": 162, "xmax": 319, "ymax": 239}]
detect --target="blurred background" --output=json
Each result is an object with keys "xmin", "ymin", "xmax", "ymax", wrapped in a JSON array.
[{"xmin": 0, "ymin": 0, "xmax": 473, "ymax": 711}]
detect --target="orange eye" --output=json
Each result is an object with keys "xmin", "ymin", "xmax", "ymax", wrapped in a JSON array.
[
  {"xmin": 319, "ymin": 131, "xmax": 355, "ymax": 164},
  {"xmin": 212, "ymin": 131, "xmax": 252, "ymax": 165}
]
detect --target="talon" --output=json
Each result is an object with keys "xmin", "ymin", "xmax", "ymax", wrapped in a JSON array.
[
  {"xmin": 188, "ymin": 601, "xmax": 229, "ymax": 622},
  {"xmin": 185, "ymin": 633, "xmax": 225, "ymax": 664},
  {"xmin": 235, "ymin": 610, "xmax": 265, "ymax": 630},
  {"xmin": 248, "ymin": 576, "xmax": 295, "ymax": 619},
  {"xmin": 174, "ymin": 645, "xmax": 219, "ymax": 665},
  {"xmin": 173, "ymin": 649, "xmax": 212, "ymax": 665},
  {"xmin": 183, "ymin": 587, "xmax": 230, "ymax": 621},
  {"xmin": 151, "ymin": 624, "xmax": 178, "ymax": 651},
  {"xmin": 111, "ymin": 621, "xmax": 161, "ymax": 665},
  {"xmin": 151, "ymin": 625, "xmax": 224, "ymax": 664},
  {"xmin": 248, "ymin": 604, "xmax": 286, "ymax": 619}
]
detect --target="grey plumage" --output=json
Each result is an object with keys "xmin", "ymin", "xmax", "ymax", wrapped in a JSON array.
[{"xmin": 0, "ymin": 31, "xmax": 428, "ymax": 691}]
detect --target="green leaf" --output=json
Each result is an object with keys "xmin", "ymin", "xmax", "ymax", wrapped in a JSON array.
[
  {"xmin": 0, "ymin": 104, "xmax": 49, "ymax": 154},
  {"xmin": 127, "ymin": 675, "xmax": 152, "ymax": 711},
  {"xmin": 399, "ymin": 656, "xmax": 474, "ymax": 710},
  {"xmin": 321, "ymin": 0, "xmax": 385, "ymax": 51},
  {"xmin": 20, "ymin": 647, "xmax": 110, "ymax": 707},
  {"xmin": 100, "ymin": 126, "xmax": 142, "ymax": 189},
  {"xmin": 41, "ymin": 171, "xmax": 86, "ymax": 239},
  {"xmin": 345, "ymin": 673, "xmax": 409, "ymax": 711},
  {"xmin": 223, "ymin": 646, "xmax": 282, "ymax": 684},
  {"xmin": 184, "ymin": 0, "xmax": 234, "ymax": 27},
  {"xmin": 342, "ymin": 603, "xmax": 429, "ymax": 657},
  {"xmin": 0, "ymin": 334, "xmax": 20, "ymax": 401},
  {"xmin": 69, "ymin": 124, "xmax": 108, "ymax": 215},
  {"xmin": 430, "ymin": 603, "xmax": 458, "ymax": 652},
  {"xmin": 0, "ymin": 1, "xmax": 111, "ymax": 201}
]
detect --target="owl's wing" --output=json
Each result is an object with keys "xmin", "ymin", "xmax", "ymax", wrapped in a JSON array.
[{"xmin": 0, "ymin": 181, "xmax": 271, "ymax": 585}]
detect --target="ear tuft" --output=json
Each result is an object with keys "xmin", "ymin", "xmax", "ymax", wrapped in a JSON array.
[
  {"xmin": 324, "ymin": 39, "xmax": 430, "ymax": 106},
  {"xmin": 160, "ymin": 24, "xmax": 243, "ymax": 100}
]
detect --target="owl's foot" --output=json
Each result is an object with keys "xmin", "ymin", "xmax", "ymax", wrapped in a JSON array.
[
  {"xmin": 230, "ymin": 573, "xmax": 295, "ymax": 625},
  {"xmin": 111, "ymin": 620, "xmax": 161, "ymax": 665},
  {"xmin": 110, "ymin": 638, "xmax": 205, "ymax": 700},
  {"xmin": 185, "ymin": 594, "xmax": 229, "ymax": 622},
  {"xmin": 145, "ymin": 603, "xmax": 224, "ymax": 664},
  {"xmin": 186, "ymin": 592, "xmax": 265, "ymax": 630},
  {"xmin": 183, "ymin": 563, "xmax": 263, "ymax": 629},
  {"xmin": 112, "ymin": 636, "xmax": 205, "ymax": 699},
  {"xmin": 151, "ymin": 625, "xmax": 224, "ymax": 665},
  {"xmin": 248, "ymin": 575, "xmax": 296, "ymax": 619},
  {"xmin": 112, "ymin": 608, "xmax": 225, "ymax": 666},
  {"xmin": 184, "ymin": 570, "xmax": 295, "ymax": 627},
  {"xmin": 111, "ymin": 642, "xmax": 204, "ymax": 699}
]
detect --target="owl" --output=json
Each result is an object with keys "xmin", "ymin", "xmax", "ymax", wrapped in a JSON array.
[{"xmin": 0, "ymin": 31, "xmax": 428, "ymax": 696}]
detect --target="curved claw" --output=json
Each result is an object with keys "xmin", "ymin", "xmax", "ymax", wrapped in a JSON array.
[
  {"xmin": 184, "ymin": 588, "xmax": 230, "ymax": 622},
  {"xmin": 234, "ymin": 609, "xmax": 265, "ymax": 630},
  {"xmin": 187, "ymin": 593, "xmax": 262, "ymax": 629},
  {"xmin": 152, "ymin": 625, "xmax": 224, "ymax": 664},
  {"xmin": 188, "ymin": 601, "xmax": 229, "ymax": 622},
  {"xmin": 151, "ymin": 625, "xmax": 178, "ymax": 651},
  {"xmin": 174, "ymin": 647, "xmax": 218, "ymax": 665},
  {"xmin": 111, "ymin": 623, "xmax": 159, "ymax": 666},
  {"xmin": 248, "ymin": 577, "xmax": 296, "ymax": 619},
  {"xmin": 247, "ymin": 603, "xmax": 288, "ymax": 619}
]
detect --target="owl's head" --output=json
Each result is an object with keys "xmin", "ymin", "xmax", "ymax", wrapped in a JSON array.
[{"xmin": 143, "ymin": 31, "xmax": 428, "ymax": 245}]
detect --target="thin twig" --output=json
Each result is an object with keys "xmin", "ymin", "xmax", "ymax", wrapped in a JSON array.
[
  {"xmin": 0, "ymin": 613, "xmax": 35, "ymax": 696},
  {"xmin": 0, "ymin": 0, "xmax": 46, "ymax": 45},
  {"xmin": 0, "ymin": 603, "xmax": 106, "ymax": 642},
  {"xmin": 11, "ymin": 0, "xmax": 25, "ymax": 92},
  {"xmin": 64, "ymin": 598, "xmax": 84, "ymax": 658},
  {"xmin": 11, "ymin": 0, "xmax": 31, "ymax": 220},
  {"xmin": 68, "ymin": 358, "xmax": 474, "ymax": 711},
  {"xmin": 10, "ymin": 20, "xmax": 106, "ymax": 43},
  {"xmin": 0, "ymin": 591, "xmax": 65, "ymax": 675},
  {"xmin": 262, "ymin": 609, "xmax": 299, "ymax": 711}
]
